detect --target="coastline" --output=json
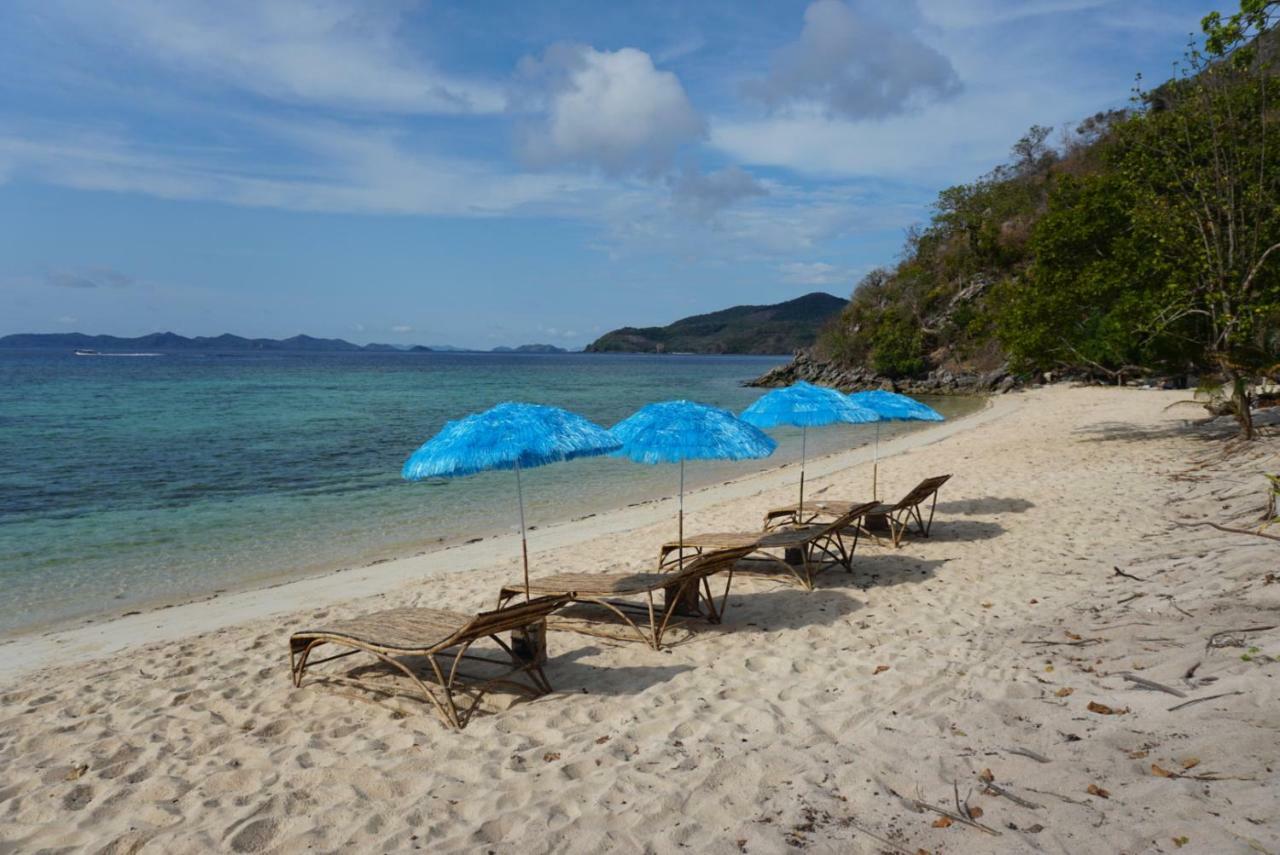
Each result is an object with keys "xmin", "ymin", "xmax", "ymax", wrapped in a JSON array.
[
  {"xmin": 0, "ymin": 394, "xmax": 1000, "ymax": 681},
  {"xmin": 3, "ymin": 384, "xmax": 1276, "ymax": 854}
]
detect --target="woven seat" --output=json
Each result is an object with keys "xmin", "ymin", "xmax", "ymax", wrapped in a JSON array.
[
  {"xmin": 289, "ymin": 594, "xmax": 570, "ymax": 729},
  {"xmin": 762, "ymin": 475, "xmax": 952, "ymax": 547},
  {"xmin": 658, "ymin": 502, "xmax": 878, "ymax": 590},
  {"xmin": 497, "ymin": 547, "xmax": 752, "ymax": 649}
]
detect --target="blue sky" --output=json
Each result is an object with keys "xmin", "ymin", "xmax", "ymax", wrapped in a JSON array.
[{"xmin": 0, "ymin": 0, "xmax": 1226, "ymax": 348}]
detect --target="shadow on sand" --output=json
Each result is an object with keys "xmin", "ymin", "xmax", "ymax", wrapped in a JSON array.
[{"xmin": 935, "ymin": 496, "xmax": 1034, "ymax": 515}]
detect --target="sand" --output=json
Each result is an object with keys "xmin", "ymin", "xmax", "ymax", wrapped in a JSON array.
[{"xmin": 1, "ymin": 385, "xmax": 1277, "ymax": 854}]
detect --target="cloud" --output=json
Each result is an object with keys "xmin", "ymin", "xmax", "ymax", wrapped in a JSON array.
[
  {"xmin": 46, "ymin": 267, "xmax": 134, "ymax": 289},
  {"xmin": 390, "ymin": 324, "xmax": 413, "ymax": 334},
  {"xmin": 745, "ymin": 0, "xmax": 961, "ymax": 120},
  {"xmin": 43, "ymin": 0, "xmax": 504, "ymax": 114},
  {"xmin": 516, "ymin": 44, "xmax": 705, "ymax": 176},
  {"xmin": 669, "ymin": 166, "xmax": 768, "ymax": 220},
  {"xmin": 917, "ymin": 0, "xmax": 1112, "ymax": 29},
  {"xmin": 779, "ymin": 261, "xmax": 856, "ymax": 286},
  {"xmin": 57, "ymin": 315, "xmax": 79, "ymax": 325}
]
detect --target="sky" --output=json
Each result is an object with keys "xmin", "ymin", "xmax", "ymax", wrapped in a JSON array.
[{"xmin": 0, "ymin": 0, "xmax": 1227, "ymax": 348}]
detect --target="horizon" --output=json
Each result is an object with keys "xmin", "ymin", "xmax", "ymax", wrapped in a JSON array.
[{"xmin": 0, "ymin": 0, "xmax": 1225, "ymax": 349}]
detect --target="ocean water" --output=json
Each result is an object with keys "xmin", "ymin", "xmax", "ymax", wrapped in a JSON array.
[{"xmin": 0, "ymin": 350, "xmax": 980, "ymax": 635}]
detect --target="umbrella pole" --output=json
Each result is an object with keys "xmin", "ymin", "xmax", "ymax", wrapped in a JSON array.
[
  {"xmin": 872, "ymin": 421, "xmax": 880, "ymax": 501},
  {"xmin": 798, "ymin": 425, "xmax": 807, "ymax": 513},
  {"xmin": 515, "ymin": 459, "xmax": 530, "ymax": 601},
  {"xmin": 678, "ymin": 459, "xmax": 685, "ymax": 571}
]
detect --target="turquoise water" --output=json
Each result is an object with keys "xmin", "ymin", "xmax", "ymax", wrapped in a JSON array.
[{"xmin": 0, "ymin": 351, "xmax": 980, "ymax": 635}]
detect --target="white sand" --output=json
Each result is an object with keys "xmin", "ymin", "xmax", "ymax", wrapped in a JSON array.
[{"xmin": 1, "ymin": 386, "xmax": 1277, "ymax": 854}]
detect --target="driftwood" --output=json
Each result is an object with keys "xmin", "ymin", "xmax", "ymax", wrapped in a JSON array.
[
  {"xmin": 1206, "ymin": 624, "xmax": 1278, "ymax": 650},
  {"xmin": 1168, "ymin": 691, "xmax": 1246, "ymax": 712},
  {"xmin": 1005, "ymin": 746, "xmax": 1051, "ymax": 764},
  {"xmin": 1175, "ymin": 520, "xmax": 1280, "ymax": 543},
  {"xmin": 1023, "ymin": 637, "xmax": 1104, "ymax": 647},
  {"xmin": 1112, "ymin": 566, "xmax": 1147, "ymax": 581},
  {"xmin": 981, "ymin": 778, "xmax": 1043, "ymax": 810},
  {"xmin": 1121, "ymin": 673, "xmax": 1188, "ymax": 698}
]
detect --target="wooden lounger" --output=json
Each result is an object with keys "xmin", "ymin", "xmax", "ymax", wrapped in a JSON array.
[
  {"xmin": 762, "ymin": 474, "xmax": 952, "ymax": 547},
  {"xmin": 496, "ymin": 547, "xmax": 753, "ymax": 650},
  {"xmin": 658, "ymin": 502, "xmax": 878, "ymax": 590},
  {"xmin": 289, "ymin": 594, "xmax": 570, "ymax": 729}
]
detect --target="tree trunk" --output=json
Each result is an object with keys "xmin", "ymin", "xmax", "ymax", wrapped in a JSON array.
[{"xmin": 1230, "ymin": 373, "xmax": 1255, "ymax": 440}]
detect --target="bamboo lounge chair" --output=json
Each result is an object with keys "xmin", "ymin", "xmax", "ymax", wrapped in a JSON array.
[
  {"xmin": 658, "ymin": 502, "xmax": 878, "ymax": 590},
  {"xmin": 288, "ymin": 594, "xmax": 570, "ymax": 730},
  {"xmin": 762, "ymin": 475, "xmax": 952, "ymax": 548},
  {"xmin": 496, "ymin": 546, "xmax": 753, "ymax": 650}
]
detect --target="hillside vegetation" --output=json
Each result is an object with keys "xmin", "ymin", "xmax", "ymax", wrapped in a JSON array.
[
  {"xmin": 586, "ymin": 292, "xmax": 845, "ymax": 354},
  {"xmin": 805, "ymin": 1, "xmax": 1280, "ymax": 436}
]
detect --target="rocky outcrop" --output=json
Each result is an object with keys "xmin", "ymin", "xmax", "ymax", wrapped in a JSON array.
[{"xmin": 747, "ymin": 350, "xmax": 1021, "ymax": 395}]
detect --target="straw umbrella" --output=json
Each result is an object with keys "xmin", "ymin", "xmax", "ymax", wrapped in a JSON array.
[
  {"xmin": 849, "ymin": 390, "xmax": 944, "ymax": 500},
  {"xmin": 401, "ymin": 402, "xmax": 619, "ymax": 599},
  {"xmin": 740, "ymin": 381, "xmax": 879, "ymax": 513},
  {"xmin": 609, "ymin": 400, "xmax": 776, "ymax": 568}
]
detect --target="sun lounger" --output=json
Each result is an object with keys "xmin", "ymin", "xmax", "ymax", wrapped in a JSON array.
[
  {"xmin": 658, "ymin": 502, "xmax": 878, "ymax": 590},
  {"xmin": 496, "ymin": 546, "xmax": 753, "ymax": 650},
  {"xmin": 762, "ymin": 474, "xmax": 952, "ymax": 547},
  {"xmin": 288, "ymin": 594, "xmax": 570, "ymax": 729}
]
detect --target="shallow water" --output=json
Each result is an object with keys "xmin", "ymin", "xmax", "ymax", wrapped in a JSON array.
[{"xmin": 0, "ymin": 350, "xmax": 981, "ymax": 635}]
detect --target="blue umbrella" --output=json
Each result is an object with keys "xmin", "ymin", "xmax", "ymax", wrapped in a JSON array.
[
  {"xmin": 849, "ymin": 390, "xmax": 944, "ymax": 499},
  {"xmin": 610, "ymin": 400, "xmax": 776, "ymax": 566},
  {"xmin": 402, "ymin": 402, "xmax": 620, "ymax": 598},
  {"xmin": 740, "ymin": 381, "xmax": 879, "ymax": 513}
]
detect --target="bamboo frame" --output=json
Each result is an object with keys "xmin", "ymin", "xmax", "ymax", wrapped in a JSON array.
[
  {"xmin": 495, "ymin": 547, "xmax": 753, "ymax": 650},
  {"xmin": 658, "ymin": 502, "xmax": 878, "ymax": 590},
  {"xmin": 288, "ymin": 595, "xmax": 570, "ymax": 729},
  {"xmin": 760, "ymin": 475, "xmax": 952, "ymax": 548}
]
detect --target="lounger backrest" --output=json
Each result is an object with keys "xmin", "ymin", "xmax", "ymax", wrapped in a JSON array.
[
  {"xmin": 671, "ymin": 545, "xmax": 755, "ymax": 580},
  {"xmin": 456, "ymin": 594, "xmax": 572, "ymax": 640},
  {"xmin": 823, "ymin": 500, "xmax": 880, "ymax": 533},
  {"xmin": 893, "ymin": 474, "xmax": 951, "ymax": 510}
]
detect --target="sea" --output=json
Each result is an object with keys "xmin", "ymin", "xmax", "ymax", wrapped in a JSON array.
[{"xmin": 0, "ymin": 350, "xmax": 981, "ymax": 636}]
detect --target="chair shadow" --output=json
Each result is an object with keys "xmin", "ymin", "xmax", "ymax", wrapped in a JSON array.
[
  {"xmin": 711, "ymin": 584, "xmax": 866, "ymax": 635},
  {"xmin": 856, "ymin": 519, "xmax": 1004, "ymax": 545},
  {"xmin": 544, "ymin": 644, "xmax": 695, "ymax": 696},
  {"xmin": 1071, "ymin": 417, "xmax": 1237, "ymax": 444},
  {"xmin": 935, "ymin": 496, "xmax": 1034, "ymax": 515},
  {"xmin": 848, "ymin": 554, "xmax": 949, "ymax": 590}
]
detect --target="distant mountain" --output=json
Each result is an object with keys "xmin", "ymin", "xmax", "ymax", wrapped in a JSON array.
[
  {"xmin": 0, "ymin": 332, "xmax": 431, "ymax": 353},
  {"xmin": 491, "ymin": 344, "xmax": 567, "ymax": 354},
  {"xmin": 585, "ymin": 293, "xmax": 847, "ymax": 355}
]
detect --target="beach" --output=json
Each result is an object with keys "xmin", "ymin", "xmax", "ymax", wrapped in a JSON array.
[{"xmin": 1, "ymin": 384, "xmax": 1277, "ymax": 853}]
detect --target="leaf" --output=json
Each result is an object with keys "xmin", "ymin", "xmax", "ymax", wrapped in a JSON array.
[
  {"xmin": 64, "ymin": 764, "xmax": 88, "ymax": 781},
  {"xmin": 1044, "ymin": 664, "xmax": 1054, "ymax": 673},
  {"xmin": 1065, "ymin": 631, "xmax": 1083, "ymax": 640},
  {"xmin": 1086, "ymin": 784, "xmax": 1111, "ymax": 799},
  {"xmin": 1055, "ymin": 687, "xmax": 1074, "ymax": 697},
  {"xmin": 1152, "ymin": 763, "xmax": 1174, "ymax": 778},
  {"xmin": 873, "ymin": 665, "xmax": 890, "ymax": 675},
  {"xmin": 595, "ymin": 735, "xmax": 610, "ymax": 745},
  {"xmin": 1087, "ymin": 701, "xmax": 1128, "ymax": 715},
  {"xmin": 982, "ymin": 602, "xmax": 994, "ymax": 608},
  {"xmin": 1128, "ymin": 749, "xmax": 1149, "ymax": 759},
  {"xmin": 1180, "ymin": 757, "xmax": 1200, "ymax": 770},
  {"xmin": 543, "ymin": 752, "xmax": 560, "ymax": 762},
  {"xmin": 932, "ymin": 816, "xmax": 953, "ymax": 828},
  {"xmin": 978, "ymin": 768, "xmax": 995, "ymax": 783},
  {"xmin": 1172, "ymin": 836, "xmax": 1189, "ymax": 848},
  {"xmin": 967, "ymin": 805, "xmax": 984, "ymax": 819}
]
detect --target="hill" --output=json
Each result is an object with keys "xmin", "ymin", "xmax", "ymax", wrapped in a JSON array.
[
  {"xmin": 0, "ymin": 332, "xmax": 427, "ymax": 353},
  {"xmin": 585, "ymin": 292, "xmax": 845, "ymax": 355}
]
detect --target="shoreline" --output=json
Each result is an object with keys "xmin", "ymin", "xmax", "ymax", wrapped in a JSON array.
[{"xmin": 0, "ymin": 395, "xmax": 1002, "ymax": 682}]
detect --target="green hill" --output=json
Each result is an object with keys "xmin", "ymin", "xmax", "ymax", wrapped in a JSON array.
[{"xmin": 585, "ymin": 292, "xmax": 846, "ymax": 355}]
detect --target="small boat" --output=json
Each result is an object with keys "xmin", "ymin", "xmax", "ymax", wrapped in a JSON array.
[{"xmin": 74, "ymin": 349, "xmax": 99, "ymax": 356}]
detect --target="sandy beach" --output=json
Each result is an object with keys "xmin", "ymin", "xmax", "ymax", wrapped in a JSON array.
[{"xmin": 1, "ymin": 385, "xmax": 1277, "ymax": 854}]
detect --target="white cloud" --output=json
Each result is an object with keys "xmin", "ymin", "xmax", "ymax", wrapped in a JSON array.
[
  {"xmin": 917, "ymin": 0, "xmax": 1112, "ymax": 30},
  {"xmin": 778, "ymin": 261, "xmax": 856, "ymax": 286},
  {"xmin": 516, "ymin": 44, "xmax": 705, "ymax": 176},
  {"xmin": 57, "ymin": 315, "xmax": 79, "ymax": 325},
  {"xmin": 745, "ymin": 0, "xmax": 961, "ymax": 120},
  {"xmin": 44, "ymin": 0, "xmax": 504, "ymax": 114},
  {"xmin": 390, "ymin": 324, "xmax": 413, "ymax": 334},
  {"xmin": 0, "ymin": 121, "xmax": 604, "ymax": 218}
]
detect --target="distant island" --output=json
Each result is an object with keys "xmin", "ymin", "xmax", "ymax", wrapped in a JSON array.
[
  {"xmin": 585, "ymin": 292, "xmax": 846, "ymax": 355},
  {"xmin": 0, "ymin": 332, "xmax": 571, "ymax": 354}
]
